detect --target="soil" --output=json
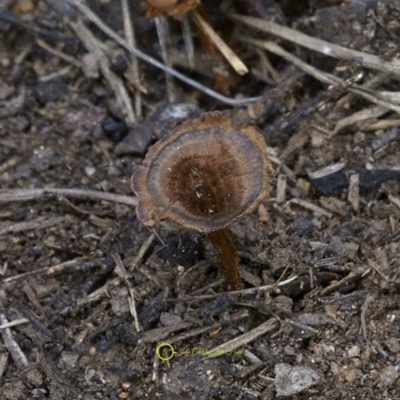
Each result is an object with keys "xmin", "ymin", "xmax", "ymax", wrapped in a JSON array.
[{"xmin": 0, "ymin": 1, "xmax": 400, "ymax": 399}]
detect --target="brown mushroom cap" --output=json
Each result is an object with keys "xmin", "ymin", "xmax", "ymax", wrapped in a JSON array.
[{"xmin": 131, "ymin": 111, "xmax": 272, "ymax": 232}]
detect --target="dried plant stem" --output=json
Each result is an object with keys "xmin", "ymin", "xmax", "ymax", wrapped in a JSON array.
[
  {"xmin": 155, "ymin": 16, "xmax": 176, "ymax": 101},
  {"xmin": 244, "ymin": 38, "xmax": 400, "ymax": 114},
  {"xmin": 208, "ymin": 228, "xmax": 241, "ymax": 290},
  {"xmin": 36, "ymin": 38, "xmax": 82, "ymax": 68},
  {"xmin": 121, "ymin": 0, "xmax": 144, "ymax": 118},
  {"xmin": 191, "ymin": 9, "xmax": 248, "ymax": 75},
  {"xmin": 231, "ymin": 13, "xmax": 400, "ymax": 76},
  {"xmin": 0, "ymin": 188, "xmax": 138, "ymax": 206},
  {"xmin": 69, "ymin": 18, "xmax": 136, "ymax": 126},
  {"xmin": 0, "ymin": 314, "xmax": 29, "ymax": 369},
  {"xmin": 66, "ymin": 0, "xmax": 261, "ymax": 106},
  {"xmin": 181, "ymin": 14, "xmax": 195, "ymax": 70}
]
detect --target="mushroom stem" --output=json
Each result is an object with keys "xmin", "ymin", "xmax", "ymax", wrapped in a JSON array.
[{"xmin": 208, "ymin": 228, "xmax": 241, "ymax": 290}]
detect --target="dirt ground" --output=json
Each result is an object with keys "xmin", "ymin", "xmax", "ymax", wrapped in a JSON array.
[{"xmin": 1, "ymin": 0, "xmax": 400, "ymax": 399}]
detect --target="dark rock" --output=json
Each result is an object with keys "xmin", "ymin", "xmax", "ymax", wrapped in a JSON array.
[
  {"xmin": 357, "ymin": 168, "xmax": 400, "ymax": 194},
  {"xmin": 102, "ymin": 119, "xmax": 128, "ymax": 142},
  {"xmin": 310, "ymin": 171, "xmax": 348, "ymax": 196},
  {"xmin": 34, "ymin": 78, "xmax": 67, "ymax": 104},
  {"xmin": 115, "ymin": 103, "xmax": 202, "ymax": 155}
]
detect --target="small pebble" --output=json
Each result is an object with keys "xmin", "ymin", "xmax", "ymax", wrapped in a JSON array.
[{"xmin": 85, "ymin": 165, "xmax": 96, "ymax": 177}]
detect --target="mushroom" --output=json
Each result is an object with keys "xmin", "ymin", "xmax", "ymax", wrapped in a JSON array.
[{"xmin": 131, "ymin": 111, "xmax": 272, "ymax": 289}]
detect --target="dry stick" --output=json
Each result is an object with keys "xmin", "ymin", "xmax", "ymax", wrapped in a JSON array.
[
  {"xmin": 155, "ymin": 16, "xmax": 176, "ymax": 102},
  {"xmin": 388, "ymin": 194, "xmax": 400, "ymax": 210},
  {"xmin": 288, "ymin": 198, "xmax": 333, "ymax": 218},
  {"xmin": 0, "ymin": 353, "xmax": 8, "ymax": 379},
  {"xmin": 175, "ymin": 275, "xmax": 298, "ymax": 301},
  {"xmin": 129, "ymin": 233, "xmax": 155, "ymax": 271},
  {"xmin": 1, "ymin": 257, "xmax": 101, "ymax": 284},
  {"xmin": 181, "ymin": 14, "xmax": 195, "ymax": 70},
  {"xmin": 0, "ymin": 216, "xmax": 64, "ymax": 236},
  {"xmin": 112, "ymin": 254, "xmax": 140, "ymax": 332},
  {"xmin": 206, "ymin": 317, "xmax": 278, "ymax": 358},
  {"xmin": 231, "ymin": 14, "xmax": 400, "ymax": 76},
  {"xmin": 331, "ymin": 106, "xmax": 388, "ymax": 136},
  {"xmin": 320, "ymin": 266, "xmax": 369, "ymax": 296},
  {"xmin": 360, "ymin": 293, "xmax": 374, "ymax": 340},
  {"xmin": 69, "ymin": 18, "xmax": 136, "ymax": 126},
  {"xmin": 120, "ymin": 0, "xmax": 145, "ymax": 119},
  {"xmin": 348, "ymin": 173, "xmax": 360, "ymax": 212},
  {"xmin": 244, "ymin": 39, "xmax": 400, "ymax": 115},
  {"xmin": 191, "ymin": 9, "xmax": 248, "ymax": 75},
  {"xmin": 66, "ymin": 0, "xmax": 261, "ymax": 106},
  {"xmin": 0, "ymin": 318, "xmax": 29, "ymax": 330},
  {"xmin": 36, "ymin": 38, "xmax": 82, "ymax": 68},
  {"xmin": 142, "ymin": 322, "xmax": 193, "ymax": 343},
  {"xmin": 367, "ymin": 259, "xmax": 391, "ymax": 282},
  {"xmin": 0, "ymin": 188, "xmax": 138, "ymax": 206},
  {"xmin": 76, "ymin": 236, "xmax": 153, "ymax": 307},
  {"xmin": 0, "ymin": 257, "xmax": 102, "ymax": 283},
  {"xmin": 0, "ymin": 313, "xmax": 29, "ymax": 369},
  {"xmin": 167, "ymin": 310, "xmax": 249, "ymax": 344}
]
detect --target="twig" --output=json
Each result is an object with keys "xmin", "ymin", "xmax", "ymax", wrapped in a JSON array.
[
  {"xmin": 244, "ymin": 39, "xmax": 400, "ymax": 115},
  {"xmin": 348, "ymin": 173, "xmax": 360, "ymax": 212},
  {"xmin": 112, "ymin": 254, "xmax": 140, "ymax": 332},
  {"xmin": 330, "ymin": 106, "xmax": 388, "ymax": 136},
  {"xmin": 388, "ymin": 194, "xmax": 400, "ymax": 210},
  {"xmin": 308, "ymin": 163, "xmax": 346, "ymax": 180},
  {"xmin": 287, "ymin": 198, "xmax": 333, "ymax": 218},
  {"xmin": 69, "ymin": 17, "xmax": 136, "ymax": 126},
  {"xmin": 1, "ymin": 257, "xmax": 102, "ymax": 283},
  {"xmin": 367, "ymin": 259, "xmax": 390, "ymax": 282},
  {"xmin": 0, "ymin": 353, "xmax": 7, "ymax": 379},
  {"xmin": 0, "ymin": 216, "xmax": 64, "ymax": 236},
  {"xmin": 320, "ymin": 266, "xmax": 369, "ymax": 296},
  {"xmin": 360, "ymin": 293, "xmax": 374, "ymax": 340},
  {"xmin": 181, "ymin": 14, "xmax": 195, "ymax": 70},
  {"xmin": 65, "ymin": 0, "xmax": 262, "ymax": 106},
  {"xmin": 155, "ymin": 16, "xmax": 176, "ymax": 101},
  {"xmin": 286, "ymin": 318, "xmax": 319, "ymax": 334},
  {"xmin": 120, "ymin": 0, "xmax": 144, "ymax": 119},
  {"xmin": 0, "ymin": 318, "xmax": 29, "ymax": 329},
  {"xmin": 168, "ymin": 310, "xmax": 249, "ymax": 344},
  {"xmin": 129, "ymin": 234, "xmax": 155, "ymax": 271},
  {"xmin": 175, "ymin": 275, "xmax": 298, "ymax": 301},
  {"xmin": 0, "ymin": 188, "xmax": 138, "ymax": 206},
  {"xmin": 231, "ymin": 14, "xmax": 400, "ymax": 76},
  {"xmin": 36, "ymin": 38, "xmax": 82, "ymax": 68},
  {"xmin": 191, "ymin": 9, "xmax": 248, "ymax": 75},
  {"xmin": 206, "ymin": 317, "xmax": 278, "ymax": 358},
  {"xmin": 0, "ymin": 313, "xmax": 29, "ymax": 369}
]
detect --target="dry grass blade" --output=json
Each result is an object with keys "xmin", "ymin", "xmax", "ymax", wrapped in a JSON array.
[
  {"xmin": 191, "ymin": 9, "xmax": 248, "ymax": 75},
  {"xmin": 243, "ymin": 39, "xmax": 400, "ymax": 115},
  {"xmin": 231, "ymin": 13, "xmax": 400, "ymax": 76}
]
